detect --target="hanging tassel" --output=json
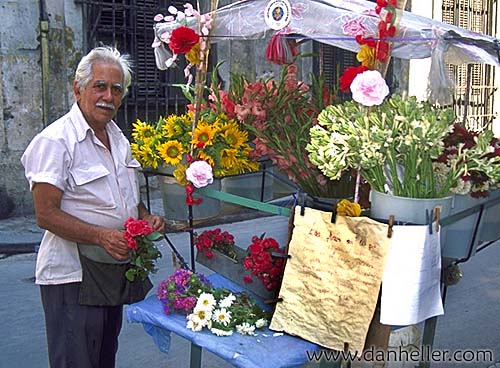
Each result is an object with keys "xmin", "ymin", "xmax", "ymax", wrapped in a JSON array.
[{"xmin": 265, "ymin": 31, "xmax": 299, "ymax": 65}]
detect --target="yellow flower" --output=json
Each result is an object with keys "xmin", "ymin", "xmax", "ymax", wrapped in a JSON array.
[
  {"xmin": 221, "ymin": 122, "xmax": 247, "ymax": 149},
  {"xmin": 173, "ymin": 163, "xmax": 188, "ymax": 186},
  {"xmin": 131, "ymin": 118, "xmax": 157, "ymax": 143},
  {"xmin": 356, "ymin": 45, "xmax": 375, "ymax": 69},
  {"xmin": 193, "ymin": 122, "xmax": 217, "ymax": 147},
  {"xmin": 220, "ymin": 148, "xmax": 239, "ymax": 168},
  {"xmin": 198, "ymin": 150, "xmax": 215, "ymax": 167},
  {"xmin": 336, "ymin": 199, "xmax": 362, "ymax": 217},
  {"xmin": 186, "ymin": 43, "xmax": 201, "ymax": 65},
  {"xmin": 157, "ymin": 140, "xmax": 185, "ymax": 166},
  {"xmin": 137, "ymin": 144, "xmax": 161, "ymax": 169},
  {"xmin": 163, "ymin": 114, "xmax": 191, "ymax": 142}
]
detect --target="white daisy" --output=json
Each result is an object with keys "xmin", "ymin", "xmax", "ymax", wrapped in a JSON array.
[
  {"xmin": 186, "ymin": 315, "xmax": 203, "ymax": 332},
  {"xmin": 255, "ymin": 318, "xmax": 268, "ymax": 329},
  {"xmin": 196, "ymin": 292, "xmax": 216, "ymax": 311},
  {"xmin": 210, "ymin": 327, "xmax": 233, "ymax": 336},
  {"xmin": 236, "ymin": 322, "xmax": 256, "ymax": 335},
  {"xmin": 219, "ymin": 293, "xmax": 236, "ymax": 308},
  {"xmin": 192, "ymin": 305, "xmax": 212, "ymax": 327},
  {"xmin": 212, "ymin": 308, "xmax": 231, "ymax": 326}
]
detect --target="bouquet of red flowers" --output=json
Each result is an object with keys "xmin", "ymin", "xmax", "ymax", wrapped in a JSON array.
[
  {"xmin": 437, "ymin": 124, "xmax": 500, "ymax": 198},
  {"xmin": 194, "ymin": 228, "xmax": 237, "ymax": 260},
  {"xmin": 242, "ymin": 234, "xmax": 286, "ymax": 291},
  {"xmin": 123, "ymin": 217, "xmax": 163, "ymax": 282}
]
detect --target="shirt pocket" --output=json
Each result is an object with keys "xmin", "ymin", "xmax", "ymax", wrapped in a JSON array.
[
  {"xmin": 69, "ymin": 165, "xmax": 117, "ymax": 209},
  {"xmin": 123, "ymin": 158, "xmax": 141, "ymax": 205}
]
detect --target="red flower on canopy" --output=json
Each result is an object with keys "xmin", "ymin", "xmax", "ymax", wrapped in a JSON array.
[
  {"xmin": 339, "ymin": 65, "xmax": 369, "ymax": 93},
  {"xmin": 168, "ymin": 26, "xmax": 200, "ymax": 54}
]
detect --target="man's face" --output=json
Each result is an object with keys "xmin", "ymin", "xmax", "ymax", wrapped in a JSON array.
[{"xmin": 74, "ymin": 61, "xmax": 124, "ymax": 128}]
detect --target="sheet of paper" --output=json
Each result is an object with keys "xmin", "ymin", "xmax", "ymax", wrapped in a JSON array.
[
  {"xmin": 270, "ymin": 208, "xmax": 392, "ymax": 353},
  {"xmin": 380, "ymin": 223, "xmax": 444, "ymax": 325}
]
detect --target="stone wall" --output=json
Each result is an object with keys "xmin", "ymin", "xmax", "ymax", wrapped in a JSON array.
[{"xmin": 0, "ymin": 0, "xmax": 82, "ymax": 215}]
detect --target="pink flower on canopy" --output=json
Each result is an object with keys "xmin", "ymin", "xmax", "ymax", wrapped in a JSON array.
[
  {"xmin": 185, "ymin": 160, "xmax": 214, "ymax": 188},
  {"xmin": 341, "ymin": 16, "xmax": 366, "ymax": 36},
  {"xmin": 350, "ymin": 70, "xmax": 389, "ymax": 106}
]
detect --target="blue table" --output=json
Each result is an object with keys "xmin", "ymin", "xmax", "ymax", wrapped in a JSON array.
[{"xmin": 126, "ymin": 273, "xmax": 324, "ymax": 368}]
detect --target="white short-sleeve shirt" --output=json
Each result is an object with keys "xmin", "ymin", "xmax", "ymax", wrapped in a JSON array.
[{"xmin": 21, "ymin": 103, "xmax": 141, "ymax": 285}]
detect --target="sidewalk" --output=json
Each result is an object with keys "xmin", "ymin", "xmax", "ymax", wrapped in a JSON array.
[{"xmin": 0, "ymin": 194, "xmax": 291, "ymax": 255}]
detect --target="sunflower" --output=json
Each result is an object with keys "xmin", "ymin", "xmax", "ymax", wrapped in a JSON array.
[
  {"xmin": 131, "ymin": 118, "xmax": 157, "ymax": 143},
  {"xmin": 163, "ymin": 114, "xmax": 192, "ymax": 141},
  {"xmin": 157, "ymin": 140, "xmax": 185, "ymax": 166},
  {"xmin": 135, "ymin": 144, "xmax": 161, "ymax": 169},
  {"xmin": 198, "ymin": 150, "xmax": 215, "ymax": 167},
  {"xmin": 220, "ymin": 148, "xmax": 239, "ymax": 169},
  {"xmin": 221, "ymin": 122, "xmax": 247, "ymax": 149},
  {"xmin": 193, "ymin": 122, "xmax": 217, "ymax": 147}
]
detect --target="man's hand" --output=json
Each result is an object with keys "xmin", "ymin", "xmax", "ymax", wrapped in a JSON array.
[
  {"xmin": 97, "ymin": 228, "xmax": 130, "ymax": 260},
  {"xmin": 142, "ymin": 213, "xmax": 166, "ymax": 233}
]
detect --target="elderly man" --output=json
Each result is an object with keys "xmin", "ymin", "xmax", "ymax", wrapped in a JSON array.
[{"xmin": 21, "ymin": 46, "xmax": 165, "ymax": 368}]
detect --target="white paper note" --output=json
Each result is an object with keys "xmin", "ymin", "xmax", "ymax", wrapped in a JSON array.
[{"xmin": 380, "ymin": 223, "xmax": 444, "ymax": 325}]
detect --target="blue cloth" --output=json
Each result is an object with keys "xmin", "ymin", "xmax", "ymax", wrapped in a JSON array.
[{"xmin": 126, "ymin": 273, "xmax": 322, "ymax": 368}]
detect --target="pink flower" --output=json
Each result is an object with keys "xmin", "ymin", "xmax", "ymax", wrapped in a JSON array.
[
  {"xmin": 350, "ymin": 70, "xmax": 389, "ymax": 106},
  {"xmin": 341, "ymin": 16, "xmax": 366, "ymax": 36},
  {"xmin": 185, "ymin": 160, "xmax": 214, "ymax": 188}
]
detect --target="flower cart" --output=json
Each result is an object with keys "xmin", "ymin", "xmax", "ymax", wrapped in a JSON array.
[{"xmin": 127, "ymin": 0, "xmax": 500, "ymax": 367}]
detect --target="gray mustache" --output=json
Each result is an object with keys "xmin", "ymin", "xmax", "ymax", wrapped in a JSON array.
[{"xmin": 96, "ymin": 102, "xmax": 115, "ymax": 109}]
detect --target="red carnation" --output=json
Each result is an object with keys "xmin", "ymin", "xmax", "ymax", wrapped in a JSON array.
[
  {"xmin": 339, "ymin": 65, "xmax": 369, "ymax": 93},
  {"xmin": 168, "ymin": 26, "xmax": 200, "ymax": 54}
]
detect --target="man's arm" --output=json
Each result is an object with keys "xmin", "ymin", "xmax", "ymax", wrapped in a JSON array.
[{"xmin": 32, "ymin": 182, "xmax": 130, "ymax": 260}]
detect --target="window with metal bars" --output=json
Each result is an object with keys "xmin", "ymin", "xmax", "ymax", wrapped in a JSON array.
[
  {"xmin": 442, "ymin": 0, "xmax": 497, "ymax": 131},
  {"xmin": 312, "ymin": 0, "xmax": 396, "ymax": 99},
  {"xmin": 79, "ymin": 0, "xmax": 188, "ymax": 135}
]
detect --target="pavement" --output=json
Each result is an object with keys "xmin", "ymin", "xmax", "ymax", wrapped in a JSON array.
[{"xmin": 1, "ymin": 194, "xmax": 500, "ymax": 367}]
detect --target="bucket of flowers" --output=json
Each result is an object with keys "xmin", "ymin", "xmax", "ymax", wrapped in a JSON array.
[
  {"xmin": 194, "ymin": 228, "xmax": 285, "ymax": 300},
  {"xmin": 131, "ymin": 109, "xmax": 259, "ymax": 220},
  {"xmin": 306, "ymin": 69, "xmax": 500, "ymax": 224}
]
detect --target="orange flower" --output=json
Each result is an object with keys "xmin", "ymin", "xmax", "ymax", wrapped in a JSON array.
[{"xmin": 356, "ymin": 44, "xmax": 375, "ymax": 68}]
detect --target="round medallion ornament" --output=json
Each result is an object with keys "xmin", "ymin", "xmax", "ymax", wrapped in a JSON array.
[{"xmin": 264, "ymin": 0, "xmax": 292, "ymax": 30}]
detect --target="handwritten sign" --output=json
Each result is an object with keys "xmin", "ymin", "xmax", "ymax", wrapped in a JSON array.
[{"xmin": 270, "ymin": 207, "xmax": 391, "ymax": 353}]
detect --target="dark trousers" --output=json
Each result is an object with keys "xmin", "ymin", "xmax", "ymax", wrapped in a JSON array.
[{"xmin": 40, "ymin": 283, "xmax": 123, "ymax": 368}]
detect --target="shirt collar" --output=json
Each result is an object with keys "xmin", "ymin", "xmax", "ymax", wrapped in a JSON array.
[{"xmin": 69, "ymin": 102, "xmax": 121, "ymax": 143}]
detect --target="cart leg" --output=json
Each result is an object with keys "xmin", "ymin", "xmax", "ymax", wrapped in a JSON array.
[
  {"xmin": 190, "ymin": 343, "xmax": 202, "ymax": 368},
  {"xmin": 419, "ymin": 317, "xmax": 438, "ymax": 368}
]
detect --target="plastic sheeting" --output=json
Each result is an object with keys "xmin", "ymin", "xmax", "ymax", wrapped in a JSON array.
[
  {"xmin": 154, "ymin": 0, "xmax": 500, "ymax": 67},
  {"xmin": 154, "ymin": 0, "xmax": 499, "ymax": 105},
  {"xmin": 126, "ymin": 273, "xmax": 322, "ymax": 368}
]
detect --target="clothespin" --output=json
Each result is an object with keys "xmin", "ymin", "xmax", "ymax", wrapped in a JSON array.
[
  {"xmin": 300, "ymin": 194, "xmax": 306, "ymax": 216},
  {"xmin": 265, "ymin": 297, "xmax": 284, "ymax": 305},
  {"xmin": 387, "ymin": 215, "xmax": 394, "ymax": 238},
  {"xmin": 427, "ymin": 209, "xmax": 434, "ymax": 234},
  {"xmin": 434, "ymin": 207, "xmax": 441, "ymax": 232},
  {"xmin": 342, "ymin": 342, "xmax": 351, "ymax": 367}
]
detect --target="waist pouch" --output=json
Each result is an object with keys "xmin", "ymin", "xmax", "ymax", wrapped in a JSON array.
[{"xmin": 77, "ymin": 245, "xmax": 152, "ymax": 306}]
